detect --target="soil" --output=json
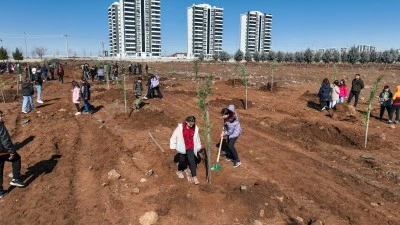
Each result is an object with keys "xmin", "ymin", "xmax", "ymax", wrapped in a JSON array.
[{"xmin": 0, "ymin": 62, "xmax": 400, "ymax": 225}]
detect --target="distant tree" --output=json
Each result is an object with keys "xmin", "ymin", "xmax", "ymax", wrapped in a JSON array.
[
  {"xmin": 294, "ymin": 51, "xmax": 304, "ymax": 63},
  {"xmin": 369, "ymin": 50, "xmax": 378, "ymax": 63},
  {"xmin": 234, "ymin": 49, "xmax": 244, "ymax": 62},
  {"xmin": 219, "ymin": 51, "xmax": 231, "ymax": 62},
  {"xmin": 304, "ymin": 48, "xmax": 313, "ymax": 64},
  {"xmin": 244, "ymin": 51, "xmax": 252, "ymax": 62},
  {"xmin": 0, "ymin": 47, "xmax": 8, "ymax": 61},
  {"xmin": 267, "ymin": 51, "xmax": 276, "ymax": 62},
  {"xmin": 389, "ymin": 49, "xmax": 399, "ymax": 63},
  {"xmin": 332, "ymin": 49, "xmax": 340, "ymax": 64},
  {"xmin": 359, "ymin": 51, "xmax": 370, "ymax": 64},
  {"xmin": 347, "ymin": 46, "xmax": 360, "ymax": 65},
  {"xmin": 253, "ymin": 51, "xmax": 261, "ymax": 62},
  {"xmin": 260, "ymin": 52, "xmax": 267, "ymax": 62},
  {"xmin": 33, "ymin": 47, "xmax": 48, "ymax": 60},
  {"xmin": 381, "ymin": 50, "xmax": 394, "ymax": 65},
  {"xmin": 314, "ymin": 52, "xmax": 322, "ymax": 63},
  {"xmin": 198, "ymin": 52, "xmax": 205, "ymax": 61},
  {"xmin": 284, "ymin": 52, "xmax": 294, "ymax": 62},
  {"xmin": 322, "ymin": 51, "xmax": 332, "ymax": 64},
  {"xmin": 212, "ymin": 51, "xmax": 219, "ymax": 61},
  {"xmin": 12, "ymin": 48, "xmax": 24, "ymax": 61},
  {"xmin": 397, "ymin": 53, "xmax": 400, "ymax": 63},
  {"xmin": 341, "ymin": 51, "xmax": 348, "ymax": 63},
  {"xmin": 276, "ymin": 51, "xmax": 284, "ymax": 63}
]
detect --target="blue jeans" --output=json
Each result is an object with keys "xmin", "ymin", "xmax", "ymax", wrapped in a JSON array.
[
  {"xmin": 22, "ymin": 96, "xmax": 34, "ymax": 112},
  {"xmin": 339, "ymin": 97, "xmax": 345, "ymax": 103},
  {"xmin": 35, "ymin": 85, "xmax": 42, "ymax": 101},
  {"xmin": 83, "ymin": 100, "xmax": 89, "ymax": 112}
]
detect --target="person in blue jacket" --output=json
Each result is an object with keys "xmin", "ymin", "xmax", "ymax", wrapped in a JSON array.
[{"xmin": 318, "ymin": 78, "xmax": 332, "ymax": 111}]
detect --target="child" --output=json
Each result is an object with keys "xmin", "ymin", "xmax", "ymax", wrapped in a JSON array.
[
  {"xmin": 329, "ymin": 80, "xmax": 340, "ymax": 109},
  {"xmin": 339, "ymin": 79, "xmax": 348, "ymax": 103},
  {"xmin": 318, "ymin": 78, "xmax": 331, "ymax": 111},
  {"xmin": 378, "ymin": 85, "xmax": 392, "ymax": 122},
  {"xmin": 389, "ymin": 85, "xmax": 400, "ymax": 124},
  {"xmin": 72, "ymin": 81, "xmax": 81, "ymax": 115},
  {"xmin": 221, "ymin": 106, "xmax": 242, "ymax": 168},
  {"xmin": 133, "ymin": 77, "xmax": 144, "ymax": 110}
]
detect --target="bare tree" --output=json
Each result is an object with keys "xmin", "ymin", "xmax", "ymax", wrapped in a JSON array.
[{"xmin": 33, "ymin": 47, "xmax": 48, "ymax": 60}]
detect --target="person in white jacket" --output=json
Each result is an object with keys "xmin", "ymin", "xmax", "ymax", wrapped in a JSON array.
[
  {"xmin": 329, "ymin": 80, "xmax": 340, "ymax": 109},
  {"xmin": 170, "ymin": 116, "xmax": 201, "ymax": 185}
]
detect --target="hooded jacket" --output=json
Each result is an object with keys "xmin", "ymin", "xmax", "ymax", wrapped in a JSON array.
[
  {"xmin": 80, "ymin": 82, "xmax": 91, "ymax": 101},
  {"xmin": 392, "ymin": 86, "xmax": 400, "ymax": 107},
  {"xmin": 223, "ymin": 105, "xmax": 242, "ymax": 139},
  {"xmin": 170, "ymin": 123, "xmax": 201, "ymax": 156},
  {"xmin": 21, "ymin": 82, "xmax": 34, "ymax": 96},
  {"xmin": 0, "ymin": 122, "xmax": 15, "ymax": 154},
  {"xmin": 318, "ymin": 83, "xmax": 332, "ymax": 101}
]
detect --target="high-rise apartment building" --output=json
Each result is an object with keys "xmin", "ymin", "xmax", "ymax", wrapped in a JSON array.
[
  {"xmin": 239, "ymin": 11, "xmax": 272, "ymax": 55},
  {"xmin": 108, "ymin": 2, "xmax": 121, "ymax": 56},
  {"xmin": 187, "ymin": 4, "xmax": 223, "ymax": 59},
  {"xmin": 357, "ymin": 45, "xmax": 376, "ymax": 52},
  {"xmin": 108, "ymin": 0, "xmax": 161, "ymax": 58}
]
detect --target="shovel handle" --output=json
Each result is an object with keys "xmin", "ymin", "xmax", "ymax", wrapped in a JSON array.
[{"xmin": 215, "ymin": 127, "xmax": 225, "ymax": 163}]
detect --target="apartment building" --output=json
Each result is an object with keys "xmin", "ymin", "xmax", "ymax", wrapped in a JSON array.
[
  {"xmin": 108, "ymin": 0, "xmax": 161, "ymax": 58},
  {"xmin": 239, "ymin": 11, "xmax": 272, "ymax": 55},
  {"xmin": 187, "ymin": 4, "xmax": 223, "ymax": 59}
]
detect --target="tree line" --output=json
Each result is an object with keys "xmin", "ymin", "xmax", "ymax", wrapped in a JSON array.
[
  {"xmin": 0, "ymin": 47, "xmax": 48, "ymax": 61},
  {"xmin": 201, "ymin": 46, "xmax": 400, "ymax": 65}
]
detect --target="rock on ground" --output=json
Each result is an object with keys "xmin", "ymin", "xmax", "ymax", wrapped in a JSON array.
[
  {"xmin": 139, "ymin": 211, "xmax": 158, "ymax": 225},
  {"xmin": 107, "ymin": 169, "xmax": 121, "ymax": 181}
]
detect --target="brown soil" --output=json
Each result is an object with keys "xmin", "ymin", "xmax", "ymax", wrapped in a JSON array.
[{"xmin": 0, "ymin": 62, "xmax": 399, "ymax": 225}]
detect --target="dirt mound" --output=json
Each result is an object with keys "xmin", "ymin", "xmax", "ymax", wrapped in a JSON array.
[
  {"xmin": 331, "ymin": 103, "xmax": 358, "ymax": 122},
  {"xmin": 274, "ymin": 119, "xmax": 361, "ymax": 148},
  {"xmin": 209, "ymin": 98, "xmax": 253, "ymax": 109},
  {"xmin": 226, "ymin": 78, "xmax": 243, "ymax": 86},
  {"xmin": 1, "ymin": 89, "xmax": 19, "ymax": 103},
  {"xmin": 259, "ymin": 82, "xmax": 281, "ymax": 92},
  {"xmin": 114, "ymin": 107, "xmax": 178, "ymax": 130}
]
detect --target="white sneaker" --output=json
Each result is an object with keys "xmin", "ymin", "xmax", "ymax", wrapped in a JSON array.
[
  {"xmin": 192, "ymin": 176, "xmax": 200, "ymax": 185},
  {"xmin": 75, "ymin": 112, "xmax": 81, "ymax": 116},
  {"xmin": 37, "ymin": 100, "xmax": 44, "ymax": 104},
  {"xmin": 143, "ymin": 96, "xmax": 148, "ymax": 100},
  {"xmin": 176, "ymin": 171, "xmax": 184, "ymax": 179},
  {"xmin": 21, "ymin": 111, "xmax": 27, "ymax": 114}
]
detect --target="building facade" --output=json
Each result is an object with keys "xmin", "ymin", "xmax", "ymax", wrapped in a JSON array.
[
  {"xmin": 357, "ymin": 45, "xmax": 376, "ymax": 52},
  {"xmin": 239, "ymin": 11, "xmax": 272, "ymax": 55},
  {"xmin": 108, "ymin": 2, "xmax": 121, "ymax": 56},
  {"xmin": 187, "ymin": 4, "xmax": 223, "ymax": 59},
  {"xmin": 108, "ymin": 0, "xmax": 161, "ymax": 58}
]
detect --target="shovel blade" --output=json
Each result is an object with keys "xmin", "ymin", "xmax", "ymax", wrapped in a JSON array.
[{"xmin": 211, "ymin": 163, "xmax": 221, "ymax": 172}]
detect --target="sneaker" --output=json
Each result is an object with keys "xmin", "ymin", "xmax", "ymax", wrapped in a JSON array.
[
  {"xmin": 396, "ymin": 120, "xmax": 399, "ymax": 124},
  {"xmin": 225, "ymin": 157, "xmax": 233, "ymax": 162},
  {"xmin": 21, "ymin": 111, "xmax": 27, "ymax": 114},
  {"xmin": 192, "ymin": 176, "xmax": 200, "ymax": 185},
  {"xmin": 0, "ymin": 189, "xmax": 5, "ymax": 198},
  {"xmin": 37, "ymin": 100, "xmax": 44, "ymax": 104},
  {"xmin": 176, "ymin": 171, "xmax": 184, "ymax": 179},
  {"xmin": 233, "ymin": 161, "xmax": 242, "ymax": 168},
  {"xmin": 74, "ymin": 112, "xmax": 81, "ymax": 116},
  {"xmin": 82, "ymin": 111, "xmax": 90, "ymax": 115},
  {"xmin": 10, "ymin": 179, "xmax": 25, "ymax": 187},
  {"xmin": 388, "ymin": 120, "xmax": 392, "ymax": 124},
  {"xmin": 142, "ymin": 96, "xmax": 148, "ymax": 100}
]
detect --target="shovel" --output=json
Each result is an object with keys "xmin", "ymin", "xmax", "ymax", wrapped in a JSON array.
[{"xmin": 211, "ymin": 128, "xmax": 224, "ymax": 172}]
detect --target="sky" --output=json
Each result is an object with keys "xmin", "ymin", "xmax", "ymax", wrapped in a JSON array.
[{"xmin": 1, "ymin": 0, "xmax": 399, "ymax": 57}]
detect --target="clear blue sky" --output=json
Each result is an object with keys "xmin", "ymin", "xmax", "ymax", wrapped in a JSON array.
[{"xmin": 1, "ymin": 0, "xmax": 399, "ymax": 57}]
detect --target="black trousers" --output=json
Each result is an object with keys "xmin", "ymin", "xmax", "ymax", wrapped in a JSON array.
[
  {"xmin": 177, "ymin": 150, "xmax": 196, "ymax": 177},
  {"xmin": 320, "ymin": 100, "xmax": 329, "ymax": 110},
  {"xmin": 0, "ymin": 153, "xmax": 22, "ymax": 190},
  {"xmin": 58, "ymin": 75, "xmax": 64, "ymax": 84},
  {"xmin": 347, "ymin": 90, "xmax": 360, "ymax": 107},
  {"xmin": 389, "ymin": 106, "xmax": 400, "ymax": 121},
  {"xmin": 224, "ymin": 137, "xmax": 240, "ymax": 163},
  {"xmin": 152, "ymin": 86, "xmax": 163, "ymax": 99},
  {"xmin": 380, "ymin": 105, "xmax": 391, "ymax": 120}
]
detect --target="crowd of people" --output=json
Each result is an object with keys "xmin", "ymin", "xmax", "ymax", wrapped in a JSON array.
[{"xmin": 318, "ymin": 73, "xmax": 400, "ymax": 124}]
